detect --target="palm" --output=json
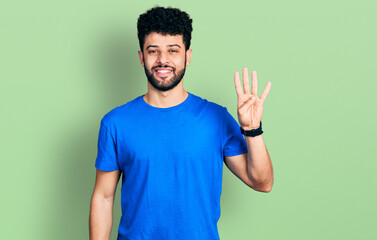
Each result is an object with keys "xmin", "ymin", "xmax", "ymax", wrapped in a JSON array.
[{"xmin": 234, "ymin": 68, "xmax": 271, "ymax": 130}]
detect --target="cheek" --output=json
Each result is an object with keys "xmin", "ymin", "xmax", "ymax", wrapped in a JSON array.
[
  {"xmin": 175, "ymin": 55, "xmax": 186, "ymax": 66},
  {"xmin": 143, "ymin": 58, "xmax": 154, "ymax": 69}
]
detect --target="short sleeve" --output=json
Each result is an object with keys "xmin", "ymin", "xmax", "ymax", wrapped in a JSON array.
[
  {"xmin": 95, "ymin": 120, "xmax": 119, "ymax": 171},
  {"xmin": 222, "ymin": 108, "xmax": 248, "ymax": 157}
]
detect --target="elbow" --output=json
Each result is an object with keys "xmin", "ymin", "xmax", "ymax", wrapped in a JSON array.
[
  {"xmin": 247, "ymin": 169, "xmax": 274, "ymax": 193},
  {"xmin": 248, "ymin": 177, "xmax": 274, "ymax": 193},
  {"xmin": 258, "ymin": 182, "xmax": 273, "ymax": 193}
]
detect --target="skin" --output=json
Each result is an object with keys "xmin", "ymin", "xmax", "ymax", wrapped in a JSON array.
[
  {"xmin": 141, "ymin": 34, "xmax": 187, "ymax": 92},
  {"xmin": 138, "ymin": 32, "xmax": 192, "ymax": 108},
  {"xmin": 89, "ymin": 169, "xmax": 120, "ymax": 240},
  {"xmin": 226, "ymin": 68, "xmax": 273, "ymax": 192},
  {"xmin": 89, "ymin": 32, "xmax": 273, "ymax": 240}
]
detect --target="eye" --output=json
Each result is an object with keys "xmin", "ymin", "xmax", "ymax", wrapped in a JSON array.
[
  {"xmin": 170, "ymin": 49, "xmax": 178, "ymax": 53},
  {"xmin": 148, "ymin": 50, "xmax": 157, "ymax": 53}
]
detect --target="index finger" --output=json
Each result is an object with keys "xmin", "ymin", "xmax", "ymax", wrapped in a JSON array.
[{"xmin": 234, "ymin": 71, "xmax": 243, "ymax": 97}]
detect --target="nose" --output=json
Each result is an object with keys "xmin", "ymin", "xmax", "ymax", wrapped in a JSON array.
[{"xmin": 157, "ymin": 51, "xmax": 169, "ymax": 64}]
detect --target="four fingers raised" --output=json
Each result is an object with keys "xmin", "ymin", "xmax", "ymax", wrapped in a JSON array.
[{"xmin": 234, "ymin": 68, "xmax": 271, "ymax": 102}]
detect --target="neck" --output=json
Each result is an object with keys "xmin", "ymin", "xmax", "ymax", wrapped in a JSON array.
[{"xmin": 143, "ymin": 81, "xmax": 188, "ymax": 108}]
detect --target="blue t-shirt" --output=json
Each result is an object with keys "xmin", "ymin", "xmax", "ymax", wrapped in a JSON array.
[{"xmin": 95, "ymin": 92, "xmax": 247, "ymax": 240}]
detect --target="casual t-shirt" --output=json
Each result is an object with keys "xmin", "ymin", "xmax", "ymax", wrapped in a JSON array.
[{"xmin": 95, "ymin": 92, "xmax": 248, "ymax": 240}]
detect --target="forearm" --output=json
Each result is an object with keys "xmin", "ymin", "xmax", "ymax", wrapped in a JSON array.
[
  {"xmin": 245, "ymin": 134, "xmax": 273, "ymax": 192},
  {"xmin": 89, "ymin": 194, "xmax": 114, "ymax": 240}
]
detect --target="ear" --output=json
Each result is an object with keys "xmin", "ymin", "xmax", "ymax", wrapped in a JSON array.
[
  {"xmin": 185, "ymin": 49, "xmax": 192, "ymax": 66},
  {"xmin": 138, "ymin": 50, "xmax": 144, "ymax": 67}
]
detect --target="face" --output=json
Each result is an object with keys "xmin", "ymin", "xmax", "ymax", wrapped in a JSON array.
[{"xmin": 138, "ymin": 32, "xmax": 192, "ymax": 91}]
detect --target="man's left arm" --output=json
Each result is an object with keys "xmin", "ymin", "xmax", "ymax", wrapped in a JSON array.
[
  {"xmin": 224, "ymin": 68, "xmax": 273, "ymax": 193},
  {"xmin": 225, "ymin": 135, "xmax": 273, "ymax": 192}
]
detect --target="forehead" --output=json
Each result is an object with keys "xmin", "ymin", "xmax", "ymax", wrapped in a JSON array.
[{"xmin": 144, "ymin": 32, "xmax": 184, "ymax": 48}]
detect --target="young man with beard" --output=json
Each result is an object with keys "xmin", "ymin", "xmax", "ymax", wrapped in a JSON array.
[{"xmin": 90, "ymin": 6, "xmax": 273, "ymax": 240}]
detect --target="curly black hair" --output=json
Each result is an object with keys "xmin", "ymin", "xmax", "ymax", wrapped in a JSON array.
[{"xmin": 137, "ymin": 6, "xmax": 193, "ymax": 51}]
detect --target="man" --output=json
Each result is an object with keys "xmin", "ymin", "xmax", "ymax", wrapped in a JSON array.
[{"xmin": 90, "ymin": 6, "xmax": 273, "ymax": 240}]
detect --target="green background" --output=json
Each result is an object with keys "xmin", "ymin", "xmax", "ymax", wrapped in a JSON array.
[{"xmin": 1, "ymin": 0, "xmax": 376, "ymax": 239}]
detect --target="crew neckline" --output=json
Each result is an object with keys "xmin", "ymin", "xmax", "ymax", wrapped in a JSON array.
[{"xmin": 139, "ymin": 92, "xmax": 192, "ymax": 112}]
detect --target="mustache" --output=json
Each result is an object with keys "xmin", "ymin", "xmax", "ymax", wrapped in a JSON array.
[{"xmin": 152, "ymin": 65, "xmax": 176, "ymax": 71}]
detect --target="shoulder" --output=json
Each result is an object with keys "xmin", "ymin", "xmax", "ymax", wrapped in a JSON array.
[
  {"xmin": 100, "ymin": 95, "xmax": 143, "ymax": 127},
  {"xmin": 188, "ymin": 93, "xmax": 239, "ymax": 128},
  {"xmin": 189, "ymin": 92, "xmax": 227, "ymax": 115}
]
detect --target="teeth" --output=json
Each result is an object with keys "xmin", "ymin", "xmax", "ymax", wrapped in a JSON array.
[{"xmin": 156, "ymin": 70, "xmax": 171, "ymax": 73}]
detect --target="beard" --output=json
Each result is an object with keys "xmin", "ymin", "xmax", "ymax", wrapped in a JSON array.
[{"xmin": 144, "ymin": 58, "xmax": 187, "ymax": 92}]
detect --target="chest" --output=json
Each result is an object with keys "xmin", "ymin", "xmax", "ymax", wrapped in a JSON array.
[{"xmin": 114, "ymin": 113, "xmax": 223, "ymax": 172}]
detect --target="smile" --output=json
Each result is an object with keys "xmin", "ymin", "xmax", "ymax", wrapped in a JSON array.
[
  {"xmin": 154, "ymin": 68, "xmax": 173, "ymax": 77},
  {"xmin": 156, "ymin": 70, "xmax": 172, "ymax": 73}
]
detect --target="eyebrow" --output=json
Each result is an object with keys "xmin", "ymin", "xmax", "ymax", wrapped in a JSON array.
[
  {"xmin": 146, "ymin": 45, "xmax": 158, "ymax": 50},
  {"xmin": 146, "ymin": 44, "xmax": 182, "ymax": 50},
  {"xmin": 168, "ymin": 44, "xmax": 181, "ymax": 48}
]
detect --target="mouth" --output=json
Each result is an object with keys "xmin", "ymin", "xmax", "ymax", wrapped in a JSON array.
[{"xmin": 153, "ymin": 67, "xmax": 173, "ymax": 77}]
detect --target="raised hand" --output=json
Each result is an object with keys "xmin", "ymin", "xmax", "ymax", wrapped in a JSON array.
[{"xmin": 234, "ymin": 68, "xmax": 271, "ymax": 130}]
